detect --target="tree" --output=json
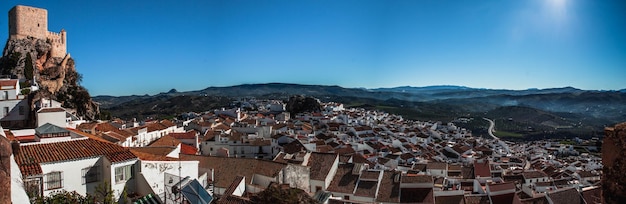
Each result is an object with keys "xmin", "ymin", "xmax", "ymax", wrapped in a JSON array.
[
  {"xmin": 32, "ymin": 190, "xmax": 92, "ymax": 204},
  {"xmin": 24, "ymin": 53, "xmax": 34, "ymax": 80},
  {"xmin": 92, "ymin": 181, "xmax": 114, "ymax": 204}
]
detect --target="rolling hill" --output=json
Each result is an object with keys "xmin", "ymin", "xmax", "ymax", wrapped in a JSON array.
[{"xmin": 93, "ymin": 83, "xmax": 626, "ymax": 139}]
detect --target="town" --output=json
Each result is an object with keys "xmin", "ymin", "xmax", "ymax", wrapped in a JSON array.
[
  {"xmin": 2, "ymin": 95, "xmax": 605, "ymax": 203},
  {"xmin": 0, "ymin": 4, "xmax": 620, "ymax": 204}
]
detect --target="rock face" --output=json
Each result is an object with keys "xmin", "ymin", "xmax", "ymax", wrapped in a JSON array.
[
  {"xmin": 286, "ymin": 95, "xmax": 321, "ymax": 115},
  {"xmin": 602, "ymin": 122, "xmax": 626, "ymax": 203},
  {"xmin": 0, "ymin": 135, "xmax": 11, "ymax": 204},
  {"xmin": 0, "ymin": 37, "xmax": 99, "ymax": 121}
]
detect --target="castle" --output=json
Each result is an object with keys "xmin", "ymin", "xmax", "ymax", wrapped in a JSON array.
[{"xmin": 8, "ymin": 5, "xmax": 67, "ymax": 58}]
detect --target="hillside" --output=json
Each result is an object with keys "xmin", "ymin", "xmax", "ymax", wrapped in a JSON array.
[
  {"xmin": 94, "ymin": 83, "xmax": 626, "ymax": 140},
  {"xmin": 0, "ymin": 37, "xmax": 99, "ymax": 123}
]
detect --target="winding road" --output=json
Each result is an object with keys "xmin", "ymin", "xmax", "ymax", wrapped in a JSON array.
[{"xmin": 483, "ymin": 118, "xmax": 499, "ymax": 140}]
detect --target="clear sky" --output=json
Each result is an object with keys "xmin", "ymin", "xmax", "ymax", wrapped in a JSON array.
[{"xmin": 1, "ymin": 0, "xmax": 625, "ymax": 96}]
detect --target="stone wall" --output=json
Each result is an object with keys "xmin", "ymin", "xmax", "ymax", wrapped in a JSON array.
[
  {"xmin": 9, "ymin": 5, "xmax": 66, "ymax": 58},
  {"xmin": 9, "ymin": 5, "xmax": 48, "ymax": 40},
  {"xmin": 47, "ymin": 30, "xmax": 66, "ymax": 58},
  {"xmin": 0, "ymin": 134, "xmax": 11, "ymax": 203},
  {"xmin": 602, "ymin": 122, "xmax": 626, "ymax": 203}
]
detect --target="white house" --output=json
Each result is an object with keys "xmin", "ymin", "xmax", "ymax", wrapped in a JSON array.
[
  {"xmin": 130, "ymin": 148, "xmax": 201, "ymax": 202},
  {"xmin": 14, "ymin": 138, "xmax": 138, "ymax": 201},
  {"xmin": 0, "ymin": 79, "xmax": 29, "ymax": 128}
]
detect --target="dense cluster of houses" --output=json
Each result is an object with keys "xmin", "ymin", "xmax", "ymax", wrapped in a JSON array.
[{"xmin": 1, "ymin": 98, "xmax": 602, "ymax": 203}]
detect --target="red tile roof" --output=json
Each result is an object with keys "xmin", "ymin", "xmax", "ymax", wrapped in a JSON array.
[
  {"xmin": 307, "ymin": 153, "xmax": 338, "ymax": 180},
  {"xmin": 130, "ymin": 147, "xmax": 177, "ymax": 161},
  {"xmin": 37, "ymin": 107, "xmax": 66, "ymax": 113},
  {"xmin": 180, "ymin": 154, "xmax": 285, "ymax": 188},
  {"xmin": 145, "ymin": 122, "xmax": 168, "ymax": 132},
  {"xmin": 400, "ymin": 188, "xmax": 433, "ymax": 203},
  {"xmin": 170, "ymin": 131, "xmax": 196, "ymax": 140},
  {"xmin": 376, "ymin": 171, "xmax": 401, "ymax": 203},
  {"xmin": 0, "ymin": 79, "xmax": 18, "ymax": 89},
  {"xmin": 15, "ymin": 138, "xmax": 137, "ymax": 176},
  {"xmin": 474, "ymin": 160, "xmax": 492, "ymax": 178},
  {"xmin": 180, "ymin": 143, "xmax": 198, "ymax": 155},
  {"xmin": 149, "ymin": 135, "xmax": 181, "ymax": 147},
  {"xmin": 160, "ymin": 120, "xmax": 176, "ymax": 128},
  {"xmin": 326, "ymin": 163, "xmax": 359, "ymax": 194}
]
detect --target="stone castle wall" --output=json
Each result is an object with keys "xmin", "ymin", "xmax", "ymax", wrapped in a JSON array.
[
  {"xmin": 602, "ymin": 122, "xmax": 626, "ymax": 203},
  {"xmin": 9, "ymin": 5, "xmax": 66, "ymax": 58}
]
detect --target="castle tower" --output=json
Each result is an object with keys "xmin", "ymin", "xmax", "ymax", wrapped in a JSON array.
[
  {"xmin": 8, "ymin": 5, "xmax": 67, "ymax": 58},
  {"xmin": 8, "ymin": 5, "xmax": 48, "ymax": 39}
]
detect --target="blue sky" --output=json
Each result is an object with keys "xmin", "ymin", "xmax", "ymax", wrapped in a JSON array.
[{"xmin": 1, "ymin": 0, "xmax": 624, "ymax": 96}]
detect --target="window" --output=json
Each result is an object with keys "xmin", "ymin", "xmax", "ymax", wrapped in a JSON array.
[
  {"xmin": 45, "ymin": 171, "xmax": 63, "ymax": 190},
  {"xmin": 82, "ymin": 166, "xmax": 100, "ymax": 184},
  {"xmin": 115, "ymin": 165, "xmax": 133, "ymax": 183},
  {"xmin": 2, "ymin": 91, "xmax": 7, "ymax": 100},
  {"xmin": 24, "ymin": 178, "xmax": 42, "ymax": 198}
]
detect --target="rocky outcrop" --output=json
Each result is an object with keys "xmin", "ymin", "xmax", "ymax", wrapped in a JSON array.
[
  {"xmin": 0, "ymin": 36, "xmax": 99, "ymax": 121},
  {"xmin": 0, "ymin": 135, "xmax": 11, "ymax": 204},
  {"xmin": 603, "ymin": 122, "xmax": 626, "ymax": 203},
  {"xmin": 286, "ymin": 95, "xmax": 321, "ymax": 115}
]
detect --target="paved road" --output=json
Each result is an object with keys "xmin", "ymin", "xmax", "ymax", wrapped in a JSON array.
[{"xmin": 483, "ymin": 118, "xmax": 499, "ymax": 140}]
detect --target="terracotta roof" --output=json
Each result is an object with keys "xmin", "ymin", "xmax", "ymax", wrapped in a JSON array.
[
  {"xmin": 360, "ymin": 171, "xmax": 381, "ymax": 181},
  {"xmin": 522, "ymin": 171, "xmax": 548, "ymax": 179},
  {"xmin": 581, "ymin": 186, "xmax": 602, "ymax": 204},
  {"xmin": 204, "ymin": 131, "xmax": 219, "ymax": 141},
  {"xmin": 351, "ymin": 153, "xmax": 374, "ymax": 166},
  {"xmin": 282, "ymin": 140, "xmax": 306, "ymax": 154},
  {"xmin": 95, "ymin": 122, "xmax": 119, "ymax": 132},
  {"xmin": 224, "ymin": 175, "xmax": 245, "ymax": 196},
  {"xmin": 307, "ymin": 152, "xmax": 338, "ymax": 180},
  {"xmin": 3, "ymin": 130, "xmax": 16, "ymax": 141},
  {"xmin": 546, "ymin": 187, "xmax": 584, "ymax": 204},
  {"xmin": 180, "ymin": 143, "xmax": 198, "ymax": 155},
  {"xmin": 170, "ymin": 131, "xmax": 197, "ymax": 140},
  {"xmin": 15, "ymin": 135, "xmax": 37, "ymax": 143},
  {"xmin": 436, "ymin": 194, "xmax": 464, "ymax": 204},
  {"xmin": 77, "ymin": 122, "xmax": 98, "ymax": 130},
  {"xmin": 427, "ymin": 162, "xmax": 447, "ymax": 170},
  {"xmin": 490, "ymin": 191, "xmax": 523, "ymax": 204},
  {"xmin": 375, "ymin": 171, "xmax": 400, "ymax": 203},
  {"xmin": 335, "ymin": 146, "xmax": 355, "ymax": 155},
  {"xmin": 130, "ymin": 147, "xmax": 177, "ymax": 161},
  {"xmin": 401, "ymin": 175, "xmax": 433, "ymax": 184},
  {"xmin": 0, "ymin": 79, "xmax": 18, "ymax": 88},
  {"xmin": 180, "ymin": 154, "xmax": 285, "ymax": 189},
  {"xmin": 414, "ymin": 163, "xmax": 427, "ymax": 172},
  {"xmin": 160, "ymin": 120, "xmax": 176, "ymax": 128},
  {"xmin": 488, "ymin": 182, "xmax": 515, "ymax": 193},
  {"xmin": 474, "ymin": 160, "xmax": 491, "ymax": 178},
  {"xmin": 354, "ymin": 180, "xmax": 378, "ymax": 197},
  {"xmin": 400, "ymin": 188, "xmax": 433, "ymax": 203},
  {"xmin": 326, "ymin": 163, "xmax": 359, "ymax": 194},
  {"xmin": 464, "ymin": 195, "xmax": 491, "ymax": 204},
  {"xmin": 145, "ymin": 122, "xmax": 168, "ymax": 132},
  {"xmin": 37, "ymin": 107, "xmax": 66, "ymax": 113},
  {"xmin": 15, "ymin": 138, "xmax": 137, "ymax": 176},
  {"xmin": 149, "ymin": 135, "xmax": 181, "ymax": 147}
]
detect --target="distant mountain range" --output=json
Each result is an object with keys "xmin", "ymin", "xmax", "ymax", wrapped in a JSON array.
[{"xmin": 93, "ymin": 83, "xmax": 626, "ymax": 139}]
